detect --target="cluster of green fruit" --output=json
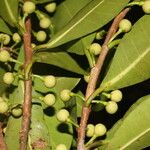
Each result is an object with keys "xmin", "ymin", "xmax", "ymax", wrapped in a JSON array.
[{"xmin": 22, "ymin": 1, "xmax": 56, "ymax": 42}]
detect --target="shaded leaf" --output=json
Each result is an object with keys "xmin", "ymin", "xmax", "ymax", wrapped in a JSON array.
[
  {"xmin": 0, "ymin": 18, "xmax": 12, "ymax": 35},
  {"xmin": 38, "ymin": 0, "xmax": 129, "ymax": 49},
  {"xmin": 66, "ymin": 33, "xmax": 96, "ymax": 55},
  {"xmin": 5, "ymin": 82, "xmax": 24, "ymax": 150},
  {"xmin": 53, "ymin": 0, "xmax": 92, "ymax": 32},
  {"xmin": 29, "ymin": 97, "xmax": 51, "ymax": 150},
  {"xmin": 0, "ymin": 65, "xmax": 7, "ymax": 94},
  {"xmin": 34, "ymin": 51, "xmax": 86, "ymax": 74},
  {"xmin": 101, "ymin": 15, "xmax": 150, "ymax": 91},
  {"xmin": 44, "ymin": 77, "xmax": 80, "ymax": 149},
  {"xmin": 99, "ymin": 95, "xmax": 150, "ymax": 150},
  {"xmin": 0, "ymin": 0, "xmax": 18, "ymax": 27}
]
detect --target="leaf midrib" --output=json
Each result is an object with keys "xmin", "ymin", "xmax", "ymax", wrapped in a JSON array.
[
  {"xmin": 4, "ymin": 0, "xmax": 16, "ymax": 24},
  {"xmin": 48, "ymin": 0, "xmax": 104, "ymax": 47},
  {"xmin": 119, "ymin": 128, "xmax": 150, "ymax": 150},
  {"xmin": 105, "ymin": 46, "xmax": 150, "ymax": 87}
]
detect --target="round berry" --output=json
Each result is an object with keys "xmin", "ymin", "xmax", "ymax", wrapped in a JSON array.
[
  {"xmin": 11, "ymin": 108, "xmax": 22, "ymax": 117},
  {"xmin": 23, "ymin": 1, "xmax": 36, "ymax": 14},
  {"xmin": 94, "ymin": 123, "xmax": 107, "ymax": 137},
  {"xmin": 110, "ymin": 90, "xmax": 123, "ymax": 102},
  {"xmin": 60, "ymin": 89, "xmax": 71, "ymax": 102},
  {"xmin": 56, "ymin": 109, "xmax": 69, "ymax": 122},
  {"xmin": 86, "ymin": 124, "xmax": 95, "ymax": 137},
  {"xmin": 56, "ymin": 144, "xmax": 67, "ymax": 150},
  {"xmin": 119, "ymin": 19, "xmax": 132, "ymax": 33},
  {"xmin": 3, "ymin": 72, "xmax": 14, "ymax": 85},
  {"xmin": 0, "ymin": 34, "xmax": 10, "ymax": 45},
  {"xmin": 43, "ymin": 94, "xmax": 56, "ymax": 106},
  {"xmin": 142, "ymin": 1, "xmax": 150, "ymax": 14},
  {"xmin": 39, "ymin": 17, "xmax": 51, "ymax": 29},
  {"xmin": 89, "ymin": 43, "xmax": 101, "ymax": 55},
  {"xmin": 44, "ymin": 75, "xmax": 56, "ymax": 88},
  {"xmin": 12, "ymin": 33, "xmax": 21, "ymax": 43},
  {"xmin": 36, "ymin": 31, "xmax": 47, "ymax": 42},
  {"xmin": 0, "ymin": 50, "xmax": 10, "ymax": 62},
  {"xmin": 0, "ymin": 101, "xmax": 8, "ymax": 114},
  {"xmin": 45, "ymin": 2, "xmax": 56, "ymax": 13},
  {"xmin": 105, "ymin": 101, "xmax": 118, "ymax": 114},
  {"xmin": 31, "ymin": 43, "xmax": 36, "ymax": 48}
]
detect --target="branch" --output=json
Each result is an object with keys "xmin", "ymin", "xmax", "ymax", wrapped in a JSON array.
[
  {"xmin": 20, "ymin": 10, "xmax": 33, "ymax": 150},
  {"xmin": 77, "ymin": 8, "xmax": 130, "ymax": 150},
  {"xmin": 0, "ymin": 122, "xmax": 7, "ymax": 150}
]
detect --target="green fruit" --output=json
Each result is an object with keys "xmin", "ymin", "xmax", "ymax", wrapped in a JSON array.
[
  {"xmin": 56, "ymin": 144, "xmax": 67, "ymax": 150},
  {"xmin": 110, "ymin": 90, "xmax": 123, "ymax": 102},
  {"xmin": 0, "ymin": 34, "xmax": 10, "ymax": 45},
  {"xmin": 39, "ymin": 17, "xmax": 51, "ymax": 29},
  {"xmin": 86, "ymin": 124, "xmax": 95, "ymax": 137},
  {"xmin": 142, "ymin": 1, "xmax": 150, "ymax": 14},
  {"xmin": 44, "ymin": 75, "xmax": 56, "ymax": 88},
  {"xmin": 60, "ymin": 89, "xmax": 71, "ymax": 102},
  {"xmin": 45, "ymin": 2, "xmax": 56, "ymax": 13},
  {"xmin": 43, "ymin": 94, "xmax": 56, "ymax": 106},
  {"xmin": 0, "ymin": 50, "xmax": 10, "ymax": 62},
  {"xmin": 3, "ymin": 72, "xmax": 14, "ymax": 85},
  {"xmin": 105, "ymin": 101, "xmax": 118, "ymax": 114},
  {"xmin": 12, "ymin": 33, "xmax": 21, "ymax": 43},
  {"xmin": 36, "ymin": 31, "xmax": 47, "ymax": 42},
  {"xmin": 0, "ymin": 101, "xmax": 8, "ymax": 114},
  {"xmin": 56, "ymin": 109, "xmax": 69, "ymax": 122},
  {"xmin": 11, "ymin": 108, "xmax": 22, "ymax": 117},
  {"xmin": 119, "ymin": 19, "xmax": 132, "ymax": 33},
  {"xmin": 94, "ymin": 123, "xmax": 107, "ymax": 137},
  {"xmin": 23, "ymin": 1, "xmax": 36, "ymax": 14},
  {"xmin": 89, "ymin": 43, "xmax": 102, "ymax": 55}
]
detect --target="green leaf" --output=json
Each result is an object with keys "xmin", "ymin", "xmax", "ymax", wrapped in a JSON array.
[
  {"xmin": 44, "ymin": 77, "xmax": 80, "ymax": 149},
  {"xmin": 32, "ymin": 0, "xmax": 53, "ymax": 4},
  {"xmin": 99, "ymin": 95, "xmax": 150, "ymax": 150},
  {"xmin": 29, "ymin": 97, "xmax": 51, "ymax": 150},
  {"xmin": 0, "ymin": 65, "xmax": 7, "ymax": 94},
  {"xmin": 0, "ymin": 0, "xmax": 18, "ymax": 27},
  {"xmin": 5, "ymin": 82, "xmax": 24, "ymax": 150},
  {"xmin": 34, "ymin": 51, "xmax": 86, "ymax": 74},
  {"xmin": 101, "ymin": 15, "xmax": 150, "ymax": 91},
  {"xmin": 53, "ymin": 0, "xmax": 91, "ymax": 32},
  {"xmin": 66, "ymin": 33, "xmax": 96, "ymax": 55},
  {"xmin": 38, "ymin": 0, "xmax": 129, "ymax": 49},
  {"xmin": 0, "ymin": 18, "xmax": 12, "ymax": 34}
]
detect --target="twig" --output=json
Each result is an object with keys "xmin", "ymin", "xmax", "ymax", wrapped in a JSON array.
[
  {"xmin": 0, "ymin": 122, "xmax": 7, "ymax": 150},
  {"xmin": 77, "ymin": 8, "xmax": 130, "ymax": 150},
  {"xmin": 20, "ymin": 5, "xmax": 33, "ymax": 150}
]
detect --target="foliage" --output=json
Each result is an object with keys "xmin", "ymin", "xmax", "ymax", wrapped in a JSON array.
[{"xmin": 0, "ymin": 0, "xmax": 149, "ymax": 150}]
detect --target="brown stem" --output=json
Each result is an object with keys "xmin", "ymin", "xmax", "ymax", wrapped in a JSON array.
[
  {"xmin": 0, "ymin": 122, "xmax": 7, "ymax": 150},
  {"xmin": 19, "ymin": 14, "xmax": 33, "ymax": 150},
  {"xmin": 77, "ymin": 8, "xmax": 130, "ymax": 150}
]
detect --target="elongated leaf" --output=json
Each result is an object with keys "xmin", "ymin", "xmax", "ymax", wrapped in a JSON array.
[
  {"xmin": 0, "ymin": 0, "xmax": 18, "ymax": 27},
  {"xmin": 44, "ymin": 77, "xmax": 80, "ymax": 149},
  {"xmin": 53, "ymin": 0, "xmax": 91, "ymax": 32},
  {"xmin": 32, "ymin": 0, "xmax": 53, "ymax": 4},
  {"xmin": 0, "ymin": 18, "xmax": 12, "ymax": 34},
  {"xmin": 38, "ymin": 0, "xmax": 129, "ymax": 49},
  {"xmin": 66, "ymin": 33, "xmax": 95, "ymax": 55},
  {"xmin": 5, "ymin": 82, "xmax": 24, "ymax": 150},
  {"xmin": 34, "ymin": 51, "xmax": 86, "ymax": 74},
  {"xmin": 101, "ymin": 15, "xmax": 150, "ymax": 91},
  {"xmin": 99, "ymin": 95, "xmax": 150, "ymax": 150},
  {"xmin": 29, "ymin": 97, "xmax": 51, "ymax": 150}
]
